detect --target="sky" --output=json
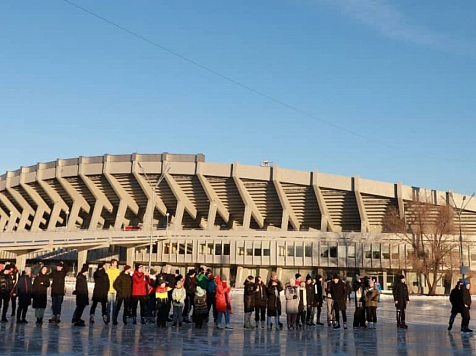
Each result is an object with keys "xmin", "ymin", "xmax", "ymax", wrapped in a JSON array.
[{"xmin": 1, "ymin": 0, "xmax": 475, "ymax": 195}]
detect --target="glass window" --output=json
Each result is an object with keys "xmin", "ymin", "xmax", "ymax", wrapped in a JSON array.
[
  {"xmin": 320, "ymin": 243, "xmax": 328, "ymax": 258},
  {"xmin": 238, "ymin": 246, "xmax": 244, "ymax": 256},
  {"xmin": 215, "ymin": 244, "xmax": 222, "ymax": 255},
  {"xmin": 278, "ymin": 245, "xmax": 286, "ymax": 257},
  {"xmin": 382, "ymin": 244, "xmax": 390, "ymax": 260},
  {"xmin": 305, "ymin": 243, "xmax": 312, "ymax": 258},
  {"xmin": 186, "ymin": 243, "xmax": 193, "ymax": 255},
  {"xmin": 329, "ymin": 245, "xmax": 338, "ymax": 258},
  {"xmin": 287, "ymin": 245, "xmax": 294, "ymax": 257},
  {"xmin": 364, "ymin": 245, "xmax": 372, "ymax": 259},
  {"xmin": 199, "ymin": 243, "xmax": 206, "ymax": 255},
  {"xmin": 296, "ymin": 244, "xmax": 303, "ymax": 258},
  {"xmin": 391, "ymin": 245, "xmax": 399, "ymax": 260},
  {"xmin": 263, "ymin": 242, "xmax": 270, "ymax": 257},
  {"xmin": 338, "ymin": 245, "xmax": 346, "ymax": 259},
  {"xmin": 207, "ymin": 243, "xmax": 214, "ymax": 255},
  {"xmin": 223, "ymin": 243, "xmax": 230, "ymax": 256},
  {"xmin": 171, "ymin": 243, "xmax": 178, "ymax": 254},
  {"xmin": 246, "ymin": 244, "xmax": 253, "ymax": 256},
  {"xmin": 348, "ymin": 245, "xmax": 356, "ymax": 259},
  {"xmin": 372, "ymin": 244, "xmax": 381, "ymax": 259},
  {"xmin": 254, "ymin": 248, "xmax": 262, "ymax": 256},
  {"xmin": 179, "ymin": 243, "xmax": 185, "ymax": 255},
  {"xmin": 164, "ymin": 243, "xmax": 170, "ymax": 254}
]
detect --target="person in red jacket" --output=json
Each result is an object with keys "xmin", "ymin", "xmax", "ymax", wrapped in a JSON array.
[
  {"xmin": 131, "ymin": 264, "xmax": 151, "ymax": 325},
  {"xmin": 215, "ymin": 275, "xmax": 232, "ymax": 329}
]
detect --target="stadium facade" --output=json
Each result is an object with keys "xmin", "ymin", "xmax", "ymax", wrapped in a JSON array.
[{"xmin": 1, "ymin": 153, "xmax": 475, "ymax": 294}]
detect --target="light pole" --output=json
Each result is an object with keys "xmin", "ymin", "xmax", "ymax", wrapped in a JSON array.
[
  {"xmin": 450, "ymin": 192, "xmax": 475, "ymax": 279},
  {"xmin": 65, "ymin": 210, "xmax": 70, "ymax": 231},
  {"xmin": 166, "ymin": 212, "xmax": 170, "ymax": 237},
  {"xmin": 138, "ymin": 162, "xmax": 171, "ymax": 269}
]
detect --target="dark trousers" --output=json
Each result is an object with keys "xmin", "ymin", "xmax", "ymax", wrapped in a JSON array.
[
  {"xmin": 51, "ymin": 295, "xmax": 64, "ymax": 315},
  {"xmin": 316, "ymin": 305, "xmax": 322, "ymax": 323},
  {"xmin": 156, "ymin": 299, "xmax": 170, "ymax": 327},
  {"xmin": 10, "ymin": 295, "xmax": 16, "ymax": 316},
  {"xmin": 333, "ymin": 304, "xmax": 347, "ymax": 324},
  {"xmin": 297, "ymin": 310, "xmax": 306, "ymax": 327},
  {"xmin": 306, "ymin": 306, "xmax": 313, "ymax": 324},
  {"xmin": 90, "ymin": 299, "xmax": 107, "ymax": 316},
  {"xmin": 0, "ymin": 296, "xmax": 10, "ymax": 319},
  {"xmin": 254, "ymin": 306, "xmax": 266, "ymax": 322},
  {"xmin": 207, "ymin": 292, "xmax": 216, "ymax": 322},
  {"xmin": 366, "ymin": 306, "xmax": 377, "ymax": 323},
  {"xmin": 73, "ymin": 305, "xmax": 86, "ymax": 322},
  {"xmin": 114, "ymin": 297, "xmax": 131, "ymax": 321},
  {"xmin": 184, "ymin": 294, "xmax": 194, "ymax": 320},
  {"xmin": 16, "ymin": 295, "xmax": 30, "ymax": 320},
  {"xmin": 396, "ymin": 308, "xmax": 406, "ymax": 326},
  {"xmin": 462, "ymin": 307, "xmax": 470, "ymax": 329},
  {"xmin": 132, "ymin": 296, "xmax": 147, "ymax": 318}
]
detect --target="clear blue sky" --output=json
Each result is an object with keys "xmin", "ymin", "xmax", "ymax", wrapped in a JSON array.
[{"xmin": 1, "ymin": 1, "xmax": 475, "ymax": 195}]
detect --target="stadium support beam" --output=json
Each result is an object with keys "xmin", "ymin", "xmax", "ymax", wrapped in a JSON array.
[
  {"xmin": 312, "ymin": 170, "xmax": 336, "ymax": 232},
  {"xmin": 0, "ymin": 207, "xmax": 8, "ymax": 231},
  {"xmin": 354, "ymin": 175, "xmax": 370, "ymax": 233},
  {"xmin": 103, "ymin": 155, "xmax": 139, "ymax": 229},
  {"xmin": 164, "ymin": 173, "xmax": 207, "ymax": 230},
  {"xmin": 56, "ymin": 163, "xmax": 90, "ymax": 230},
  {"xmin": 196, "ymin": 163, "xmax": 230, "ymax": 228},
  {"xmin": 232, "ymin": 162, "xmax": 264, "ymax": 230},
  {"xmin": 131, "ymin": 161, "xmax": 168, "ymax": 231},
  {"xmin": 5, "ymin": 173, "xmax": 34, "ymax": 231},
  {"xmin": 272, "ymin": 165, "xmax": 300, "ymax": 231},
  {"xmin": 396, "ymin": 181, "xmax": 405, "ymax": 222},
  {"xmin": 0, "ymin": 193, "xmax": 21, "ymax": 232},
  {"xmin": 20, "ymin": 168, "xmax": 50, "ymax": 232}
]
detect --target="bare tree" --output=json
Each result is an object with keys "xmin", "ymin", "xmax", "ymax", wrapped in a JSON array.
[{"xmin": 383, "ymin": 198, "xmax": 459, "ymax": 295}]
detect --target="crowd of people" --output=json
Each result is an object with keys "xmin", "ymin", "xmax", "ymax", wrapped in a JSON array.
[{"xmin": 0, "ymin": 260, "xmax": 470, "ymax": 333}]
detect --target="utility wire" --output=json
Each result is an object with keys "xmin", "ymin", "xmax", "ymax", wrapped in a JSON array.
[{"xmin": 60, "ymin": 0, "xmax": 455, "ymax": 160}]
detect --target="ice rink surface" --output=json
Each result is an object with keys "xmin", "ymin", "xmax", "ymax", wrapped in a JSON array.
[{"xmin": 0, "ymin": 292, "xmax": 474, "ymax": 356}]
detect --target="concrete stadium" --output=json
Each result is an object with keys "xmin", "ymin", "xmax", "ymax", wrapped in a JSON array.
[{"xmin": 1, "ymin": 152, "xmax": 475, "ymax": 294}]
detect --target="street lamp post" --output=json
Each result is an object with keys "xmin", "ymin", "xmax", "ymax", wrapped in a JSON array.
[
  {"xmin": 65, "ymin": 210, "xmax": 70, "ymax": 231},
  {"xmin": 450, "ymin": 192, "xmax": 475, "ymax": 279},
  {"xmin": 138, "ymin": 162, "xmax": 171, "ymax": 269},
  {"xmin": 166, "ymin": 212, "xmax": 170, "ymax": 237}
]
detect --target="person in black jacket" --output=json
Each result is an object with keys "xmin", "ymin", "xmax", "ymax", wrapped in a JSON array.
[
  {"xmin": 243, "ymin": 275, "xmax": 256, "ymax": 329},
  {"xmin": 448, "ymin": 280, "xmax": 464, "ymax": 331},
  {"xmin": 392, "ymin": 275, "xmax": 410, "ymax": 329},
  {"xmin": 48, "ymin": 261, "xmax": 68, "ymax": 323},
  {"xmin": 72, "ymin": 264, "xmax": 89, "ymax": 327},
  {"xmin": 254, "ymin": 276, "xmax": 267, "ymax": 328},
  {"xmin": 330, "ymin": 275, "xmax": 347, "ymax": 329},
  {"xmin": 0, "ymin": 265, "xmax": 14, "ymax": 322},
  {"xmin": 113, "ymin": 265, "xmax": 132, "ymax": 325},
  {"xmin": 305, "ymin": 275, "xmax": 315, "ymax": 326},
  {"xmin": 461, "ymin": 280, "xmax": 472, "ymax": 333},
  {"xmin": 89, "ymin": 262, "xmax": 110, "ymax": 324},
  {"xmin": 13, "ymin": 267, "xmax": 33, "ymax": 323},
  {"xmin": 32, "ymin": 266, "xmax": 50, "ymax": 324},
  {"xmin": 267, "ymin": 272, "xmax": 283, "ymax": 330},
  {"xmin": 183, "ymin": 269, "xmax": 196, "ymax": 323},
  {"xmin": 314, "ymin": 275, "xmax": 324, "ymax": 326}
]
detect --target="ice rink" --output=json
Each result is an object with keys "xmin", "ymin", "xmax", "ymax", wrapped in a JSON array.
[{"xmin": 0, "ymin": 292, "xmax": 473, "ymax": 356}]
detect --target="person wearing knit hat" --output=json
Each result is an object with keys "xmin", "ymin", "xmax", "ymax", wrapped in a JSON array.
[
  {"xmin": 89, "ymin": 262, "xmax": 110, "ymax": 325},
  {"xmin": 392, "ymin": 274, "xmax": 409, "ymax": 329},
  {"xmin": 48, "ymin": 260, "xmax": 68, "ymax": 323},
  {"xmin": 13, "ymin": 267, "xmax": 33, "ymax": 323},
  {"xmin": 112, "ymin": 264, "xmax": 133, "ymax": 325},
  {"xmin": 194, "ymin": 286, "xmax": 208, "ymax": 328},
  {"xmin": 72, "ymin": 264, "xmax": 89, "ymax": 327},
  {"xmin": 155, "ymin": 278, "xmax": 171, "ymax": 328},
  {"xmin": 106, "ymin": 259, "xmax": 120, "ymax": 325},
  {"xmin": 295, "ymin": 273, "xmax": 302, "ymax": 286},
  {"xmin": 243, "ymin": 275, "xmax": 256, "ymax": 329},
  {"xmin": 462, "ymin": 280, "xmax": 472, "ymax": 333},
  {"xmin": 32, "ymin": 266, "xmax": 50, "ymax": 324}
]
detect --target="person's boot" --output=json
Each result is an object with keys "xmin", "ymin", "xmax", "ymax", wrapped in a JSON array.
[
  {"xmin": 55, "ymin": 314, "xmax": 61, "ymax": 323},
  {"xmin": 448, "ymin": 322, "xmax": 453, "ymax": 331},
  {"xmin": 123, "ymin": 315, "xmax": 128, "ymax": 325},
  {"xmin": 132, "ymin": 317, "xmax": 137, "ymax": 325},
  {"xmin": 103, "ymin": 315, "xmax": 109, "ymax": 324},
  {"xmin": 48, "ymin": 315, "xmax": 56, "ymax": 323},
  {"xmin": 140, "ymin": 317, "xmax": 146, "ymax": 325},
  {"xmin": 89, "ymin": 315, "xmax": 95, "ymax": 324},
  {"xmin": 39, "ymin": 317, "xmax": 43, "ymax": 324},
  {"xmin": 261, "ymin": 321, "xmax": 265, "ymax": 329},
  {"xmin": 112, "ymin": 316, "xmax": 118, "ymax": 326}
]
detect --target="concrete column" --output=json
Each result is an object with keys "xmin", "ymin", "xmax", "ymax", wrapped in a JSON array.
[
  {"xmin": 126, "ymin": 247, "xmax": 135, "ymax": 267},
  {"xmin": 77, "ymin": 249, "xmax": 88, "ymax": 270},
  {"xmin": 15, "ymin": 254, "xmax": 27, "ymax": 272}
]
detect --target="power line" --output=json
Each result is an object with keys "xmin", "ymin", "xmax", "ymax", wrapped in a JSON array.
[{"xmin": 60, "ymin": 0, "xmax": 451, "ymax": 160}]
